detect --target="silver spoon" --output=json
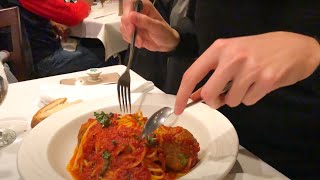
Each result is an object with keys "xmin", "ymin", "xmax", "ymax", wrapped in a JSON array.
[
  {"xmin": 141, "ymin": 98, "xmax": 202, "ymax": 138},
  {"xmin": 141, "ymin": 82, "xmax": 232, "ymax": 138}
]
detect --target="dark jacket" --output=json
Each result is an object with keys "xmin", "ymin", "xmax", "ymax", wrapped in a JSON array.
[{"xmin": 193, "ymin": 1, "xmax": 320, "ymax": 179}]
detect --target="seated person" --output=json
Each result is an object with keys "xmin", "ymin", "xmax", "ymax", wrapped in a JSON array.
[{"xmin": 1, "ymin": 0, "xmax": 111, "ymax": 78}]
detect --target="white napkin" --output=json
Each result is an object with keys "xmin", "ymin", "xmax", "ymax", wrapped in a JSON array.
[{"xmin": 38, "ymin": 81, "xmax": 154, "ymax": 107}]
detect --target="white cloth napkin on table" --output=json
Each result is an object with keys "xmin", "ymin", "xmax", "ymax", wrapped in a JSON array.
[{"xmin": 38, "ymin": 81, "xmax": 154, "ymax": 107}]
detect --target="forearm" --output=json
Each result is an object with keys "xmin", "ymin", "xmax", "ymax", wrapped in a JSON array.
[{"xmin": 19, "ymin": 0, "xmax": 90, "ymax": 26}]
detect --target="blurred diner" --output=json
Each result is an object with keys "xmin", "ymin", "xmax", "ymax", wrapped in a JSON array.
[{"xmin": 0, "ymin": 0, "xmax": 115, "ymax": 80}]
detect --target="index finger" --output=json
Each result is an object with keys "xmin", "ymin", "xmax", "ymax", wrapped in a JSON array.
[
  {"xmin": 174, "ymin": 44, "xmax": 220, "ymax": 115},
  {"xmin": 122, "ymin": 0, "xmax": 158, "ymax": 38}
]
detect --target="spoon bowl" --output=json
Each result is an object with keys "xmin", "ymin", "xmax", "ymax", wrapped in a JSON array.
[
  {"xmin": 141, "ymin": 98, "xmax": 203, "ymax": 138},
  {"xmin": 141, "ymin": 107, "xmax": 173, "ymax": 138}
]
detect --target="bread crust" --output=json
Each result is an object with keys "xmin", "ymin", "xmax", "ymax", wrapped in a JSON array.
[{"xmin": 31, "ymin": 98, "xmax": 81, "ymax": 128}]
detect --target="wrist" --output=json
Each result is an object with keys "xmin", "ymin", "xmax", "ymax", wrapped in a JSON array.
[{"xmin": 166, "ymin": 29, "xmax": 180, "ymax": 52}]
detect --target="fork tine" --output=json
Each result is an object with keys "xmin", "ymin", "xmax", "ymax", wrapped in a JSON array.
[
  {"xmin": 121, "ymin": 85, "xmax": 125, "ymax": 113},
  {"xmin": 120, "ymin": 87, "xmax": 124, "ymax": 113},
  {"xmin": 121, "ymin": 85, "xmax": 126, "ymax": 113},
  {"xmin": 128, "ymin": 85, "xmax": 131, "ymax": 113},
  {"xmin": 124, "ymin": 86, "xmax": 128, "ymax": 113},
  {"xmin": 117, "ymin": 83, "xmax": 123, "ymax": 112}
]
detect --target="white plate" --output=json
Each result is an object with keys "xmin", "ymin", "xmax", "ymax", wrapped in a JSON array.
[{"xmin": 17, "ymin": 93, "xmax": 239, "ymax": 180}]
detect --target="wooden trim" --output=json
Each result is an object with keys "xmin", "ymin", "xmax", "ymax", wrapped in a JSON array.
[{"xmin": 0, "ymin": 7, "xmax": 29, "ymax": 81}]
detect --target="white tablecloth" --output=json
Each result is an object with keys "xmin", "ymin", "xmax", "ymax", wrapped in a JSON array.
[
  {"xmin": 70, "ymin": 2, "xmax": 128, "ymax": 60},
  {"xmin": 0, "ymin": 65, "xmax": 288, "ymax": 180}
]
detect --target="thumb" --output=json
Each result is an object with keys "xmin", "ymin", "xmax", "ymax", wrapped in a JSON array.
[
  {"xmin": 191, "ymin": 86, "xmax": 225, "ymax": 110},
  {"xmin": 190, "ymin": 88, "xmax": 202, "ymax": 101}
]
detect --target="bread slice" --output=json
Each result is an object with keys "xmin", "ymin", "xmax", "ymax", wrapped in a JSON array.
[{"xmin": 31, "ymin": 98, "xmax": 81, "ymax": 128}]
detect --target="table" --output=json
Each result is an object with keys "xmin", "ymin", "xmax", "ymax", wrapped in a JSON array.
[
  {"xmin": 0, "ymin": 65, "xmax": 288, "ymax": 180},
  {"xmin": 70, "ymin": 2, "xmax": 128, "ymax": 61}
]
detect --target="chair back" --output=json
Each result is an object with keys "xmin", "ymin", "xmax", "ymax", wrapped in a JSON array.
[{"xmin": 0, "ymin": 7, "xmax": 30, "ymax": 81}]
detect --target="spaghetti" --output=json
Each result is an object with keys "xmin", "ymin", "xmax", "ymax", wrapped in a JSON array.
[{"xmin": 67, "ymin": 111, "xmax": 200, "ymax": 180}]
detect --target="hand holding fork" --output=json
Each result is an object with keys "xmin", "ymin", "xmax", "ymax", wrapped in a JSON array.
[{"xmin": 117, "ymin": 0, "xmax": 143, "ymax": 113}]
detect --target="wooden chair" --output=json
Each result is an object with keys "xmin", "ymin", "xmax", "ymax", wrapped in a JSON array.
[{"xmin": 0, "ymin": 7, "xmax": 30, "ymax": 81}]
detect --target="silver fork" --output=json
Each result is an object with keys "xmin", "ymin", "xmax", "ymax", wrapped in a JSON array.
[{"xmin": 117, "ymin": 0, "xmax": 143, "ymax": 113}]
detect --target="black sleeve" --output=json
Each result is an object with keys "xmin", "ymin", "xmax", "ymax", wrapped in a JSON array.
[
  {"xmin": 314, "ymin": 36, "xmax": 320, "ymax": 45},
  {"xmin": 169, "ymin": 30, "xmax": 199, "ymax": 59},
  {"xmin": 168, "ymin": 0, "xmax": 199, "ymax": 59}
]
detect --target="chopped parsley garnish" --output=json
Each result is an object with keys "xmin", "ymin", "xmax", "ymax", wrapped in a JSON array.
[
  {"xmin": 146, "ymin": 133, "xmax": 157, "ymax": 146},
  {"xmin": 100, "ymin": 151, "xmax": 111, "ymax": 177},
  {"xmin": 178, "ymin": 153, "xmax": 188, "ymax": 167},
  {"xmin": 94, "ymin": 112, "xmax": 113, "ymax": 128}
]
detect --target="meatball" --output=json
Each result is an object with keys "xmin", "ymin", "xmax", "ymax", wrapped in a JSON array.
[{"xmin": 156, "ymin": 126, "xmax": 200, "ymax": 171}]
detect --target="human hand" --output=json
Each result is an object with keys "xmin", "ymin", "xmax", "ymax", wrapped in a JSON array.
[
  {"xmin": 50, "ymin": 21, "xmax": 71, "ymax": 41},
  {"xmin": 174, "ymin": 31, "xmax": 320, "ymax": 114},
  {"xmin": 120, "ymin": 0, "xmax": 180, "ymax": 52}
]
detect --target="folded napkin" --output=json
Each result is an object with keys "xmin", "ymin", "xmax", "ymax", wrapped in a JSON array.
[{"xmin": 38, "ymin": 81, "xmax": 154, "ymax": 107}]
